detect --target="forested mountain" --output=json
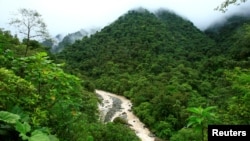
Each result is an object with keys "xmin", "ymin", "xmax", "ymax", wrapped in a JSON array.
[
  {"xmin": 205, "ymin": 15, "xmax": 250, "ymax": 59},
  {"xmin": 56, "ymin": 8, "xmax": 250, "ymax": 140},
  {"xmin": 1, "ymin": 6, "xmax": 250, "ymax": 141},
  {"xmin": 58, "ymin": 9, "xmax": 215, "ymax": 76}
]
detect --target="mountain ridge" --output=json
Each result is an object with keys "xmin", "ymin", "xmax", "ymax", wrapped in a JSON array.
[
  {"xmin": 55, "ymin": 7, "xmax": 250, "ymax": 140},
  {"xmin": 56, "ymin": 8, "xmax": 216, "ymax": 139},
  {"xmin": 58, "ymin": 8, "xmax": 215, "ymax": 75}
]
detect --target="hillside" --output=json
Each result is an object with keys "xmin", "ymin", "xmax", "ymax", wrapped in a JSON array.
[
  {"xmin": 56, "ymin": 8, "xmax": 250, "ymax": 140},
  {"xmin": 58, "ymin": 9, "xmax": 215, "ymax": 76},
  {"xmin": 205, "ymin": 15, "xmax": 250, "ymax": 60}
]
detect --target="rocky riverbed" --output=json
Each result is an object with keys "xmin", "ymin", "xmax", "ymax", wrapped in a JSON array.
[{"xmin": 96, "ymin": 90, "xmax": 155, "ymax": 141}]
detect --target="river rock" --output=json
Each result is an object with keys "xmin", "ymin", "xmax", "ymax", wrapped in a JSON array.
[
  {"xmin": 104, "ymin": 97, "xmax": 122, "ymax": 122},
  {"xmin": 120, "ymin": 112, "xmax": 127, "ymax": 119}
]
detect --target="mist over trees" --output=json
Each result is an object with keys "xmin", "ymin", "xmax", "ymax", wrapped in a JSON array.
[
  {"xmin": 215, "ymin": 0, "xmax": 248, "ymax": 12},
  {"xmin": 57, "ymin": 8, "xmax": 250, "ymax": 140},
  {"xmin": 1, "ymin": 3, "xmax": 250, "ymax": 141}
]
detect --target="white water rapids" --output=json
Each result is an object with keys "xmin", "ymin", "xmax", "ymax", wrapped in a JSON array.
[{"xmin": 95, "ymin": 90, "xmax": 155, "ymax": 141}]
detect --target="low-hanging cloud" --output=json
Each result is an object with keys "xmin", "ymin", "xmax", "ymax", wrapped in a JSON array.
[{"xmin": 0, "ymin": 0, "xmax": 249, "ymax": 36}]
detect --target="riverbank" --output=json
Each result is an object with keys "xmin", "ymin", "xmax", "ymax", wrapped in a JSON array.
[{"xmin": 96, "ymin": 90, "xmax": 155, "ymax": 141}]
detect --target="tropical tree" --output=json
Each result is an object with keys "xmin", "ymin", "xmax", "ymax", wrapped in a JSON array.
[
  {"xmin": 187, "ymin": 106, "xmax": 217, "ymax": 141},
  {"xmin": 9, "ymin": 8, "xmax": 49, "ymax": 56}
]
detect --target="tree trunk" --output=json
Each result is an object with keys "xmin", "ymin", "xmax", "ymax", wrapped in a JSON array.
[
  {"xmin": 24, "ymin": 27, "xmax": 31, "ymax": 56},
  {"xmin": 24, "ymin": 43, "xmax": 29, "ymax": 57}
]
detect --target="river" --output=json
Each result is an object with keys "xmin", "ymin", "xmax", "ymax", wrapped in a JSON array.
[{"xmin": 95, "ymin": 90, "xmax": 155, "ymax": 141}]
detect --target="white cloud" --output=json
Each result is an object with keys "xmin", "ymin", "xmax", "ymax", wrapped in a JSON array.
[{"xmin": 0, "ymin": 0, "xmax": 249, "ymax": 36}]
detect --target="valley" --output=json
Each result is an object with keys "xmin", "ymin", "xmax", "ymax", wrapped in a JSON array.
[
  {"xmin": 1, "ymin": 4, "xmax": 250, "ymax": 141},
  {"xmin": 96, "ymin": 90, "xmax": 155, "ymax": 141}
]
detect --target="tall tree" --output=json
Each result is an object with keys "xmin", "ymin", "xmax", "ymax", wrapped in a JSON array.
[
  {"xmin": 9, "ymin": 8, "xmax": 49, "ymax": 56},
  {"xmin": 187, "ymin": 106, "xmax": 217, "ymax": 141}
]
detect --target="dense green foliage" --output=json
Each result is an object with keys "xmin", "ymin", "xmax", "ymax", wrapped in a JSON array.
[
  {"xmin": 56, "ymin": 8, "xmax": 250, "ymax": 140},
  {"xmin": 2, "ymin": 6, "xmax": 250, "ymax": 141},
  {"xmin": 0, "ymin": 29, "xmax": 139, "ymax": 141}
]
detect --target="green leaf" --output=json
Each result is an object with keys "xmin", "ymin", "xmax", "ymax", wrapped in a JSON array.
[
  {"xmin": 187, "ymin": 121, "xmax": 196, "ymax": 127},
  {"xmin": 15, "ymin": 121, "xmax": 31, "ymax": 134},
  {"xmin": 29, "ymin": 130, "xmax": 50, "ymax": 141},
  {"xmin": 87, "ymin": 136, "xmax": 94, "ymax": 141},
  {"xmin": 48, "ymin": 135, "xmax": 59, "ymax": 141},
  {"xmin": 187, "ymin": 107, "xmax": 202, "ymax": 115},
  {"xmin": 0, "ymin": 111, "xmax": 20, "ymax": 124},
  {"xmin": 203, "ymin": 106, "xmax": 217, "ymax": 113}
]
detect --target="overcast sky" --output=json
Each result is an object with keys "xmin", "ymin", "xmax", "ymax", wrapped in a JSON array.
[{"xmin": 0, "ymin": 0, "xmax": 250, "ymax": 37}]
